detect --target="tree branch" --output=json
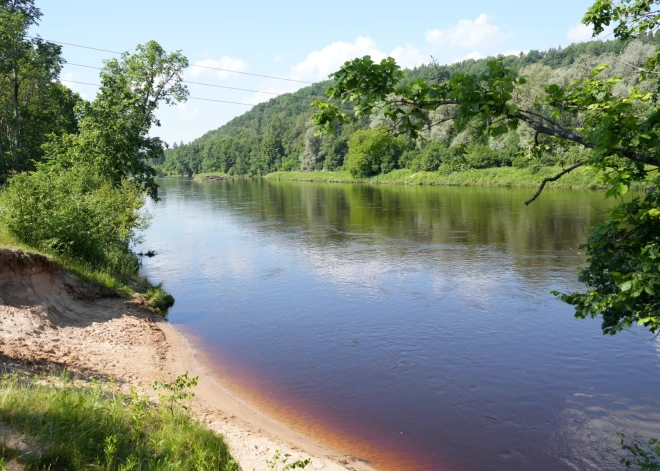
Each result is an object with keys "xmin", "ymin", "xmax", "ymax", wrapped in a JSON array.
[
  {"xmin": 523, "ymin": 161, "xmax": 585, "ymax": 205},
  {"xmin": 516, "ymin": 111, "xmax": 660, "ymax": 167}
]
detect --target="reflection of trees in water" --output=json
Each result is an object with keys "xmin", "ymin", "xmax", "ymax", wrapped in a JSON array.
[{"xmin": 161, "ymin": 178, "xmax": 609, "ymax": 268}]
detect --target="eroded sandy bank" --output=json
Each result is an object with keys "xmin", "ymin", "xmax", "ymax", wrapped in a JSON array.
[{"xmin": 0, "ymin": 249, "xmax": 376, "ymax": 471}]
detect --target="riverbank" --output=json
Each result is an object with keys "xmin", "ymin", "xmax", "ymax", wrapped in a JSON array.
[
  {"xmin": 0, "ymin": 249, "xmax": 375, "ymax": 471},
  {"xmin": 264, "ymin": 167, "xmax": 613, "ymax": 188}
]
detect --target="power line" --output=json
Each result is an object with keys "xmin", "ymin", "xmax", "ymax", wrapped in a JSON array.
[
  {"xmin": 40, "ymin": 37, "xmax": 314, "ymax": 84},
  {"xmin": 59, "ymin": 79, "xmax": 289, "ymax": 108},
  {"xmin": 66, "ymin": 62, "xmax": 281, "ymax": 95}
]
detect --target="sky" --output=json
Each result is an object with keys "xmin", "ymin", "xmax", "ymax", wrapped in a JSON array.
[{"xmin": 35, "ymin": 0, "xmax": 608, "ymax": 145}]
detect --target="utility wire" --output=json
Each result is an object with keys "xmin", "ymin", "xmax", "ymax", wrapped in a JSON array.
[
  {"xmin": 66, "ymin": 63, "xmax": 281, "ymax": 95},
  {"xmin": 40, "ymin": 38, "xmax": 314, "ymax": 84},
  {"xmin": 58, "ymin": 79, "xmax": 301, "ymax": 109}
]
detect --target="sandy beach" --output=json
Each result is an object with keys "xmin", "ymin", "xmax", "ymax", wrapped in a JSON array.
[{"xmin": 0, "ymin": 249, "xmax": 377, "ymax": 471}]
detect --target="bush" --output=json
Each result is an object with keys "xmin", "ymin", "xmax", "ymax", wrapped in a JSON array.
[
  {"xmin": 465, "ymin": 144, "xmax": 504, "ymax": 169},
  {"xmin": 513, "ymin": 155, "xmax": 530, "ymax": 168},
  {"xmin": 345, "ymin": 129, "xmax": 408, "ymax": 178},
  {"xmin": 145, "ymin": 284, "xmax": 176, "ymax": 313},
  {"xmin": 0, "ymin": 164, "xmax": 147, "ymax": 276}
]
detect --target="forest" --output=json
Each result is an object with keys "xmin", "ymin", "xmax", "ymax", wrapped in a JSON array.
[{"xmin": 159, "ymin": 35, "xmax": 660, "ymax": 179}]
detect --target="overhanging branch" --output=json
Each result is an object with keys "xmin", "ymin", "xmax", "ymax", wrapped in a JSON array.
[{"xmin": 523, "ymin": 161, "xmax": 585, "ymax": 205}]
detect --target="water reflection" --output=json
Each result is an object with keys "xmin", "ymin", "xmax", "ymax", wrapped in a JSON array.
[{"xmin": 139, "ymin": 178, "xmax": 660, "ymax": 471}]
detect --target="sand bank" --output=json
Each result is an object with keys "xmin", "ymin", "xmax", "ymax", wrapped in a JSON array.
[{"xmin": 0, "ymin": 249, "xmax": 376, "ymax": 471}]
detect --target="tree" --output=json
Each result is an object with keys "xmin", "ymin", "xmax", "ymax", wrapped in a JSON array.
[
  {"xmin": 345, "ymin": 129, "xmax": 407, "ymax": 178},
  {"xmin": 46, "ymin": 41, "xmax": 189, "ymax": 200},
  {"xmin": 0, "ymin": 0, "xmax": 74, "ymax": 176},
  {"xmin": 312, "ymin": 0, "xmax": 660, "ymax": 335}
]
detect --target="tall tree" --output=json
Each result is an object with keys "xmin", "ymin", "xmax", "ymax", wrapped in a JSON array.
[
  {"xmin": 0, "ymin": 0, "xmax": 78, "ymax": 179},
  {"xmin": 45, "ymin": 41, "xmax": 189, "ymax": 200}
]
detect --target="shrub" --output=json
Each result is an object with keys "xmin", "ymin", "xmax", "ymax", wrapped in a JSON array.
[
  {"xmin": 0, "ymin": 164, "xmax": 147, "ymax": 276},
  {"xmin": 465, "ymin": 144, "xmax": 503, "ymax": 169},
  {"xmin": 345, "ymin": 129, "xmax": 407, "ymax": 178},
  {"xmin": 145, "ymin": 284, "xmax": 175, "ymax": 313}
]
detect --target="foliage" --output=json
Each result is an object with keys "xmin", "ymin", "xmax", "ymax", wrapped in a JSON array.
[
  {"xmin": 45, "ymin": 41, "xmax": 188, "ymax": 201},
  {"xmin": 345, "ymin": 128, "xmax": 407, "ymax": 177},
  {"xmin": 161, "ymin": 36, "xmax": 660, "ymax": 178},
  {"xmin": 310, "ymin": 1, "xmax": 660, "ymax": 336},
  {"xmin": 0, "ymin": 0, "xmax": 80, "ymax": 179},
  {"xmin": 266, "ymin": 449, "xmax": 310, "ymax": 471},
  {"xmin": 0, "ymin": 373, "xmax": 237, "ymax": 471},
  {"xmin": 152, "ymin": 373, "xmax": 198, "ymax": 412},
  {"xmin": 0, "ymin": 165, "xmax": 146, "ymax": 274},
  {"xmin": 554, "ymin": 187, "xmax": 660, "ymax": 334},
  {"xmin": 145, "ymin": 284, "xmax": 176, "ymax": 313},
  {"xmin": 614, "ymin": 433, "xmax": 660, "ymax": 470}
]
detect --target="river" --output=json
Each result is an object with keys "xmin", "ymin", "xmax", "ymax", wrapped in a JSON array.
[{"xmin": 139, "ymin": 178, "xmax": 660, "ymax": 471}]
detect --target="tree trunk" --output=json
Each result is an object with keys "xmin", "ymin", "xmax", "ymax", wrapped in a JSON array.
[{"xmin": 12, "ymin": 64, "xmax": 20, "ymax": 168}]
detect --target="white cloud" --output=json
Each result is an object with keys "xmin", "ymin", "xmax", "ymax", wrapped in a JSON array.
[
  {"xmin": 390, "ymin": 44, "xmax": 427, "ymax": 69},
  {"xmin": 273, "ymin": 55, "xmax": 282, "ymax": 62},
  {"xmin": 289, "ymin": 36, "xmax": 386, "ymax": 82},
  {"xmin": 566, "ymin": 22, "xmax": 614, "ymax": 42},
  {"xmin": 426, "ymin": 14, "xmax": 511, "ymax": 49},
  {"xmin": 177, "ymin": 102, "xmax": 199, "ymax": 119},
  {"xmin": 188, "ymin": 57, "xmax": 249, "ymax": 80}
]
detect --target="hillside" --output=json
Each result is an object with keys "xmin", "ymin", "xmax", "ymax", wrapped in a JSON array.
[{"xmin": 159, "ymin": 36, "xmax": 660, "ymax": 178}]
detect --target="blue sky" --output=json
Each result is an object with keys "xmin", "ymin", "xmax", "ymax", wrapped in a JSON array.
[{"xmin": 36, "ymin": 0, "xmax": 604, "ymax": 144}]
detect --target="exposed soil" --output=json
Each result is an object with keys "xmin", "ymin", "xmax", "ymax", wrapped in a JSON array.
[{"xmin": 0, "ymin": 249, "xmax": 376, "ymax": 471}]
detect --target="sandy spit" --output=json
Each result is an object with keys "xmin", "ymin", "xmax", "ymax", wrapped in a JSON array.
[{"xmin": 0, "ymin": 249, "xmax": 376, "ymax": 471}]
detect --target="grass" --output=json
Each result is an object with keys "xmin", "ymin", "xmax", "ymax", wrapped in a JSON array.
[
  {"xmin": 0, "ymin": 373, "xmax": 238, "ymax": 471},
  {"xmin": 266, "ymin": 166, "xmax": 653, "ymax": 190}
]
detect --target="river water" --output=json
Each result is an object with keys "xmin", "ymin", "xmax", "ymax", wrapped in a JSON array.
[{"xmin": 139, "ymin": 178, "xmax": 660, "ymax": 471}]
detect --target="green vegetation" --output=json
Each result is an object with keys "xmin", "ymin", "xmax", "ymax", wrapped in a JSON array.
[
  {"xmin": 160, "ymin": 35, "xmax": 660, "ymax": 185},
  {"xmin": 145, "ymin": 284, "xmax": 176, "ymax": 313},
  {"xmin": 615, "ymin": 433, "xmax": 660, "ymax": 470},
  {"xmin": 0, "ymin": 372, "xmax": 237, "ymax": 471},
  {"xmin": 311, "ymin": 0, "xmax": 660, "ymax": 338},
  {"xmin": 266, "ymin": 165, "xmax": 641, "ymax": 188},
  {"xmin": 0, "ymin": 0, "xmax": 185, "ymax": 307}
]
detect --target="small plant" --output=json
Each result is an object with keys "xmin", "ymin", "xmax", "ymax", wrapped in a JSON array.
[
  {"xmin": 145, "ymin": 284, "xmax": 175, "ymax": 313},
  {"xmin": 615, "ymin": 433, "xmax": 660, "ymax": 470},
  {"xmin": 267, "ymin": 449, "xmax": 311, "ymax": 470},
  {"xmin": 152, "ymin": 372, "xmax": 198, "ymax": 412}
]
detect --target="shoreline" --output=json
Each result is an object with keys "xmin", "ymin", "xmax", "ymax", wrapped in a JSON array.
[
  {"xmin": 165, "ymin": 166, "xmax": 650, "ymax": 190},
  {"xmin": 0, "ymin": 249, "xmax": 377, "ymax": 471}
]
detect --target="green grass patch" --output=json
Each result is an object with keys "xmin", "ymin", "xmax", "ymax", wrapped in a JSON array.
[
  {"xmin": 145, "ymin": 284, "xmax": 176, "ymax": 313},
  {"xmin": 0, "ymin": 374, "xmax": 238, "ymax": 471},
  {"xmin": 266, "ymin": 166, "xmax": 653, "ymax": 190}
]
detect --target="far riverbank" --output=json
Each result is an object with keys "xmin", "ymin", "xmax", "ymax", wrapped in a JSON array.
[{"xmin": 179, "ymin": 166, "xmax": 650, "ymax": 190}]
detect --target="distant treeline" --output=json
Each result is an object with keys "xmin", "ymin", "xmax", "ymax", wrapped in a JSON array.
[{"xmin": 158, "ymin": 35, "xmax": 660, "ymax": 178}]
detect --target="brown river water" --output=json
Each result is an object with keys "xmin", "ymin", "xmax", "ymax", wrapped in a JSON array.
[{"xmin": 139, "ymin": 178, "xmax": 660, "ymax": 470}]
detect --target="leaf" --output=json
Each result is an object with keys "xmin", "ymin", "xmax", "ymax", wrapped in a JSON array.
[{"xmin": 621, "ymin": 281, "xmax": 633, "ymax": 292}]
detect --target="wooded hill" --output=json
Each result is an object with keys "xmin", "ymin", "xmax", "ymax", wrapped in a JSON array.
[{"xmin": 159, "ymin": 36, "xmax": 660, "ymax": 177}]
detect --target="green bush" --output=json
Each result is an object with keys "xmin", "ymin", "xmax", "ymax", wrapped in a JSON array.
[
  {"xmin": 0, "ymin": 164, "xmax": 146, "ymax": 276},
  {"xmin": 345, "ymin": 129, "xmax": 407, "ymax": 178},
  {"xmin": 465, "ymin": 145, "xmax": 505, "ymax": 169},
  {"xmin": 145, "ymin": 284, "xmax": 176, "ymax": 313},
  {"xmin": 513, "ymin": 155, "xmax": 530, "ymax": 168}
]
